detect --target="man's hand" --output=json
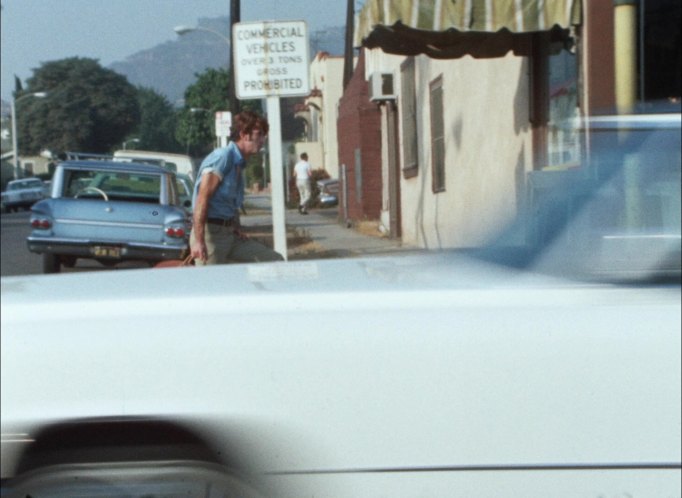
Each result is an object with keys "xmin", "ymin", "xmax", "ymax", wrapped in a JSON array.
[
  {"xmin": 190, "ymin": 172, "xmax": 221, "ymax": 263},
  {"xmin": 190, "ymin": 238, "xmax": 208, "ymax": 262}
]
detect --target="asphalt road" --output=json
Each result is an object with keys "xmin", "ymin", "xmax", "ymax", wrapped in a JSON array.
[{"xmin": 1, "ymin": 210, "xmax": 148, "ymax": 277}]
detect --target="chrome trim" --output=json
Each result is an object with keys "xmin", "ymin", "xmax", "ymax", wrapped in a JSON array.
[
  {"xmin": 55, "ymin": 218, "xmax": 162, "ymax": 230},
  {"xmin": 27, "ymin": 236, "xmax": 187, "ymax": 252}
]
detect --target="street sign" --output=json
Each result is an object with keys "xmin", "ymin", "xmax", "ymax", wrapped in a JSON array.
[
  {"xmin": 233, "ymin": 20, "xmax": 310, "ymax": 99},
  {"xmin": 215, "ymin": 111, "xmax": 232, "ymax": 138},
  {"xmin": 215, "ymin": 111, "xmax": 232, "ymax": 148}
]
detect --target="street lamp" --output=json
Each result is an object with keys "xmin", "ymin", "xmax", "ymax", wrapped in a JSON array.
[
  {"xmin": 122, "ymin": 138, "xmax": 140, "ymax": 150},
  {"xmin": 174, "ymin": 25, "xmax": 230, "ymax": 44},
  {"xmin": 174, "ymin": 24, "xmax": 239, "ymax": 114},
  {"xmin": 11, "ymin": 91, "xmax": 47, "ymax": 179}
]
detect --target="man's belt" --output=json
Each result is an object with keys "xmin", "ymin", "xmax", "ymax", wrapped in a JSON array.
[{"xmin": 207, "ymin": 217, "xmax": 236, "ymax": 227}]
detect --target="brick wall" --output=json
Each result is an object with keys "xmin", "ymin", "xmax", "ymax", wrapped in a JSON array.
[{"xmin": 337, "ymin": 49, "xmax": 382, "ymax": 222}]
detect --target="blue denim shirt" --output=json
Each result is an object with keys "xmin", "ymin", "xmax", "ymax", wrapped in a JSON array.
[{"xmin": 192, "ymin": 142, "xmax": 244, "ymax": 220}]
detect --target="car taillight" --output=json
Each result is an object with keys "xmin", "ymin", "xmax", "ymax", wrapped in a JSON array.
[
  {"xmin": 165, "ymin": 226, "xmax": 186, "ymax": 238},
  {"xmin": 31, "ymin": 218, "xmax": 52, "ymax": 229}
]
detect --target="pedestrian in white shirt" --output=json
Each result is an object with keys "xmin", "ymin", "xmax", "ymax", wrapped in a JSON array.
[{"xmin": 293, "ymin": 152, "xmax": 313, "ymax": 214}]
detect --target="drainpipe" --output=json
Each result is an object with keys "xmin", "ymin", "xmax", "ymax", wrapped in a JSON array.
[{"xmin": 614, "ymin": 0, "xmax": 638, "ymax": 114}]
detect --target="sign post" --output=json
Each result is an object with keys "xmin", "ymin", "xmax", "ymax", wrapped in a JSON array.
[
  {"xmin": 233, "ymin": 20, "xmax": 310, "ymax": 261},
  {"xmin": 215, "ymin": 111, "xmax": 232, "ymax": 148}
]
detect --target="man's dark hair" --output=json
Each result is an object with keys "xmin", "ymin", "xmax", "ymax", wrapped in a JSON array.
[
  {"xmin": 230, "ymin": 110, "xmax": 269, "ymax": 141},
  {"xmin": 300, "ymin": 152, "xmax": 308, "ymax": 160}
]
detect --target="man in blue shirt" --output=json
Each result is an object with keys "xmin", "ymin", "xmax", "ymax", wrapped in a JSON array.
[{"xmin": 190, "ymin": 111, "xmax": 283, "ymax": 265}]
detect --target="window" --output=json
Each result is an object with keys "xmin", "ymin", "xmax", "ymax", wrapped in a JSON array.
[
  {"xmin": 400, "ymin": 57, "xmax": 418, "ymax": 179},
  {"xmin": 547, "ymin": 46, "xmax": 580, "ymax": 168},
  {"xmin": 430, "ymin": 76, "xmax": 445, "ymax": 193},
  {"xmin": 530, "ymin": 34, "xmax": 582, "ymax": 171},
  {"xmin": 65, "ymin": 170, "xmax": 161, "ymax": 202}
]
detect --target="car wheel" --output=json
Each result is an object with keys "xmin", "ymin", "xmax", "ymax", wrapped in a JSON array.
[
  {"xmin": 61, "ymin": 256, "xmax": 77, "ymax": 268},
  {"xmin": 9, "ymin": 419, "xmax": 268, "ymax": 498},
  {"xmin": 42, "ymin": 254, "xmax": 61, "ymax": 274},
  {"xmin": 96, "ymin": 259, "xmax": 118, "ymax": 267}
]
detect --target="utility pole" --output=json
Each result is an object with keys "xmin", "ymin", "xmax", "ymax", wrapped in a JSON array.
[
  {"xmin": 229, "ymin": 0, "xmax": 241, "ymax": 116},
  {"xmin": 343, "ymin": 0, "xmax": 355, "ymax": 88}
]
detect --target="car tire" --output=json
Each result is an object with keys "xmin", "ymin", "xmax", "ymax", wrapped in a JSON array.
[
  {"xmin": 61, "ymin": 256, "xmax": 77, "ymax": 268},
  {"xmin": 9, "ymin": 419, "xmax": 268, "ymax": 498},
  {"xmin": 42, "ymin": 254, "xmax": 61, "ymax": 274}
]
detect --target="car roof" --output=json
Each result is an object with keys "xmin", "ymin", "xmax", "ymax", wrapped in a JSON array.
[{"xmin": 58, "ymin": 160, "xmax": 173, "ymax": 175}]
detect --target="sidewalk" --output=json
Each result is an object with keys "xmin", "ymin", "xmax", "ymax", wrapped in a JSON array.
[{"xmin": 242, "ymin": 194, "xmax": 411, "ymax": 259}]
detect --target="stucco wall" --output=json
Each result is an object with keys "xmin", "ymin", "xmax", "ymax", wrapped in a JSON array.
[
  {"xmin": 406, "ymin": 54, "xmax": 532, "ymax": 249},
  {"xmin": 366, "ymin": 50, "xmax": 533, "ymax": 249},
  {"xmin": 308, "ymin": 54, "xmax": 346, "ymax": 179}
]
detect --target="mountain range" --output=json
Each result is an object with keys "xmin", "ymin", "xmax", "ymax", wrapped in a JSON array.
[{"xmin": 108, "ymin": 17, "xmax": 346, "ymax": 105}]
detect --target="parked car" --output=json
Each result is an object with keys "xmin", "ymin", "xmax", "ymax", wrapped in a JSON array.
[
  {"xmin": 316, "ymin": 178, "xmax": 339, "ymax": 207},
  {"xmin": 2, "ymin": 113, "xmax": 680, "ymax": 497},
  {"xmin": 0, "ymin": 177, "xmax": 45, "ymax": 212},
  {"xmin": 26, "ymin": 159, "xmax": 191, "ymax": 273}
]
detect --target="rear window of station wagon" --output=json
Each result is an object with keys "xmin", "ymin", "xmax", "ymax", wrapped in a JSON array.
[{"xmin": 64, "ymin": 170, "xmax": 162, "ymax": 203}]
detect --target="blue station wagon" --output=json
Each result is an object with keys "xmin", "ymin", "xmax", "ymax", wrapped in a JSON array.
[{"xmin": 27, "ymin": 159, "xmax": 191, "ymax": 273}]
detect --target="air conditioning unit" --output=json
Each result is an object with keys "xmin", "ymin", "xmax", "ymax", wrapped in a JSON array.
[{"xmin": 369, "ymin": 72, "xmax": 396, "ymax": 102}]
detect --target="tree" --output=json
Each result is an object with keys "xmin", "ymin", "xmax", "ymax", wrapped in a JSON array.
[
  {"xmin": 176, "ymin": 67, "xmax": 261, "ymax": 158},
  {"xmin": 175, "ymin": 68, "xmax": 230, "ymax": 158},
  {"xmin": 18, "ymin": 57, "xmax": 140, "ymax": 154},
  {"xmin": 124, "ymin": 86, "xmax": 182, "ymax": 153}
]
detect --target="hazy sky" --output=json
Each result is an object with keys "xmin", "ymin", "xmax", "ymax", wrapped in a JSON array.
[{"xmin": 1, "ymin": 0, "xmax": 352, "ymax": 101}]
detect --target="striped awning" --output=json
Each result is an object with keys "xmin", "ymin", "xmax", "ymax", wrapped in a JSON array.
[{"xmin": 355, "ymin": 0, "xmax": 582, "ymax": 58}]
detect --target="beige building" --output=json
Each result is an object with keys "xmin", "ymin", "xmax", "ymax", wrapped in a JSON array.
[
  {"xmin": 364, "ymin": 50, "xmax": 534, "ymax": 248},
  {"xmin": 295, "ymin": 52, "xmax": 347, "ymax": 179},
  {"xmin": 342, "ymin": 0, "xmax": 583, "ymax": 249}
]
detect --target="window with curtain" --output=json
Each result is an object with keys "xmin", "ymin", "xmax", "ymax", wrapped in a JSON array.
[
  {"xmin": 400, "ymin": 57, "xmax": 418, "ymax": 179},
  {"xmin": 547, "ymin": 45, "xmax": 581, "ymax": 169},
  {"xmin": 429, "ymin": 75, "xmax": 445, "ymax": 193}
]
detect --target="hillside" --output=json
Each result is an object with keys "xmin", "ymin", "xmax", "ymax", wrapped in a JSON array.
[{"xmin": 108, "ymin": 17, "xmax": 345, "ymax": 104}]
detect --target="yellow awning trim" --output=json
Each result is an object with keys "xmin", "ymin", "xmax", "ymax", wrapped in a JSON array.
[{"xmin": 355, "ymin": 0, "xmax": 582, "ymax": 47}]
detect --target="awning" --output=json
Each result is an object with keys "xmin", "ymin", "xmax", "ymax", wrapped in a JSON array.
[{"xmin": 355, "ymin": 0, "xmax": 582, "ymax": 58}]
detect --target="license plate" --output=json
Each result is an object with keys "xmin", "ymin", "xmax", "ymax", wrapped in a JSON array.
[{"xmin": 91, "ymin": 246, "xmax": 122, "ymax": 258}]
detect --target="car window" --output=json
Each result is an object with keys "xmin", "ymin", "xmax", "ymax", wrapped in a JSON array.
[
  {"xmin": 9, "ymin": 180, "xmax": 40, "ymax": 190},
  {"xmin": 63, "ymin": 170, "xmax": 162, "ymax": 202}
]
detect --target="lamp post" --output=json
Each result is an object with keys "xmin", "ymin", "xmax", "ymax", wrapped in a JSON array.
[
  {"xmin": 174, "ymin": 25, "xmax": 230, "ymax": 43},
  {"xmin": 11, "ymin": 91, "xmax": 47, "ymax": 179},
  {"xmin": 122, "ymin": 138, "xmax": 140, "ymax": 150},
  {"xmin": 174, "ymin": 22, "xmax": 239, "ymax": 114}
]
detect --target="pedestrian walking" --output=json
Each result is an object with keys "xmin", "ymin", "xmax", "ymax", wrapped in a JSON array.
[
  {"xmin": 293, "ymin": 152, "xmax": 313, "ymax": 214},
  {"xmin": 190, "ymin": 111, "xmax": 284, "ymax": 265}
]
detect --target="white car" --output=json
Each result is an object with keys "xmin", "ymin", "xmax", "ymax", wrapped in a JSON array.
[
  {"xmin": 1, "ymin": 178, "xmax": 45, "ymax": 213},
  {"xmin": 1, "ymin": 115, "xmax": 680, "ymax": 497}
]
